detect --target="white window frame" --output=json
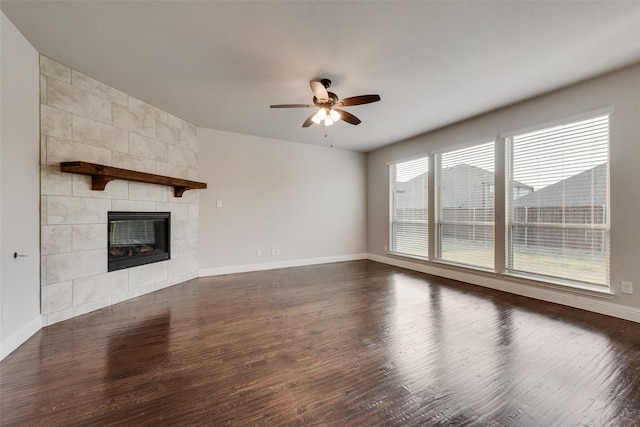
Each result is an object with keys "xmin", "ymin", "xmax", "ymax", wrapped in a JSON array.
[
  {"xmin": 388, "ymin": 156, "xmax": 429, "ymax": 260},
  {"xmin": 434, "ymin": 140, "xmax": 496, "ymax": 271},
  {"xmin": 503, "ymin": 109, "xmax": 612, "ymax": 288}
]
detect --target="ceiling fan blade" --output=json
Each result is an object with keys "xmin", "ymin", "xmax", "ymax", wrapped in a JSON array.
[
  {"xmin": 334, "ymin": 109, "xmax": 361, "ymax": 125},
  {"xmin": 310, "ymin": 81, "xmax": 329, "ymax": 102},
  {"xmin": 270, "ymin": 104, "xmax": 314, "ymax": 108},
  {"xmin": 336, "ymin": 94, "xmax": 381, "ymax": 107},
  {"xmin": 302, "ymin": 112, "xmax": 316, "ymax": 127}
]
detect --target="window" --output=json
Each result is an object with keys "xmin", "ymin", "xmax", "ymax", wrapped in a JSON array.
[
  {"xmin": 390, "ymin": 157, "xmax": 428, "ymax": 258},
  {"xmin": 506, "ymin": 114, "xmax": 610, "ymax": 286},
  {"xmin": 435, "ymin": 141, "xmax": 495, "ymax": 269}
]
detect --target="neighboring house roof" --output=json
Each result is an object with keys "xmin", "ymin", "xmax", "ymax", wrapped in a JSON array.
[
  {"xmin": 513, "ymin": 163, "xmax": 607, "ymax": 207},
  {"xmin": 396, "ymin": 164, "xmax": 533, "ymax": 209},
  {"xmin": 396, "ymin": 173, "xmax": 428, "ymax": 208},
  {"xmin": 439, "ymin": 164, "xmax": 496, "ymax": 209}
]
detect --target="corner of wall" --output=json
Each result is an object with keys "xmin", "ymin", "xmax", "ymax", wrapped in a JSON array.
[
  {"xmin": 1, "ymin": 11, "xmax": 42, "ymax": 360},
  {"xmin": 0, "ymin": 316, "xmax": 42, "ymax": 361}
]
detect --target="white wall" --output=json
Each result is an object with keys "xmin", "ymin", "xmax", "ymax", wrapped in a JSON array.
[
  {"xmin": 0, "ymin": 12, "xmax": 42, "ymax": 359},
  {"xmin": 199, "ymin": 129, "xmax": 367, "ymax": 275},
  {"xmin": 367, "ymin": 63, "xmax": 640, "ymax": 321}
]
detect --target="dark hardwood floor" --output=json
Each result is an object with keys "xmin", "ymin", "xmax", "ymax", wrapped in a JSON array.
[{"xmin": 1, "ymin": 260, "xmax": 639, "ymax": 426}]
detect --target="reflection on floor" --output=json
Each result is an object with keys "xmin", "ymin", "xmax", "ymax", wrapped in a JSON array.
[{"xmin": 1, "ymin": 260, "xmax": 639, "ymax": 426}]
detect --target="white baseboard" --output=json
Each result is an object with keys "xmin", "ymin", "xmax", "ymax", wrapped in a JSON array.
[
  {"xmin": 368, "ymin": 254, "xmax": 640, "ymax": 323},
  {"xmin": 199, "ymin": 253, "xmax": 368, "ymax": 277},
  {"xmin": 1, "ymin": 315, "xmax": 42, "ymax": 361}
]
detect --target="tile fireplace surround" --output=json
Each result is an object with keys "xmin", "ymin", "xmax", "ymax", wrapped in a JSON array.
[{"xmin": 39, "ymin": 56, "xmax": 200, "ymax": 326}]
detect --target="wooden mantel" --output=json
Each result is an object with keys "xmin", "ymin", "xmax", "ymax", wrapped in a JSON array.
[{"xmin": 60, "ymin": 161, "xmax": 207, "ymax": 197}]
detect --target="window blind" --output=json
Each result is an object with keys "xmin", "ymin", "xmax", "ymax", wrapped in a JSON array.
[
  {"xmin": 506, "ymin": 114, "xmax": 609, "ymax": 286},
  {"xmin": 435, "ymin": 141, "xmax": 495, "ymax": 269},
  {"xmin": 390, "ymin": 157, "xmax": 428, "ymax": 258}
]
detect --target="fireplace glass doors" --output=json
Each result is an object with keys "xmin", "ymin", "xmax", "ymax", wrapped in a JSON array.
[{"xmin": 108, "ymin": 211, "xmax": 170, "ymax": 271}]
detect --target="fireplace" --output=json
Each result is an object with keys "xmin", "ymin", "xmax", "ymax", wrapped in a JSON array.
[{"xmin": 108, "ymin": 211, "xmax": 170, "ymax": 271}]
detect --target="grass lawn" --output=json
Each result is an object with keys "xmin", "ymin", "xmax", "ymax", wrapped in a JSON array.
[
  {"xmin": 397, "ymin": 235, "xmax": 607, "ymax": 285},
  {"xmin": 510, "ymin": 244, "xmax": 607, "ymax": 285}
]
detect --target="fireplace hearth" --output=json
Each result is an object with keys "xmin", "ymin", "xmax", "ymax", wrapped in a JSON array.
[{"xmin": 108, "ymin": 211, "xmax": 170, "ymax": 271}]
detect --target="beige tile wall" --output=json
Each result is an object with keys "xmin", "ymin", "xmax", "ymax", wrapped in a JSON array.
[{"xmin": 39, "ymin": 56, "xmax": 200, "ymax": 326}]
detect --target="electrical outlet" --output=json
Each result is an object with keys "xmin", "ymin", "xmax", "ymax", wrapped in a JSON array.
[
  {"xmin": 621, "ymin": 281, "xmax": 633, "ymax": 295},
  {"xmin": 276, "ymin": 248, "xmax": 281, "ymax": 256},
  {"xmin": 216, "ymin": 200, "xmax": 223, "ymax": 208},
  {"xmin": 1, "ymin": 305, "xmax": 8, "ymax": 323},
  {"xmin": 256, "ymin": 249, "xmax": 262, "ymax": 257},
  {"xmin": 271, "ymin": 249, "xmax": 276, "ymax": 256}
]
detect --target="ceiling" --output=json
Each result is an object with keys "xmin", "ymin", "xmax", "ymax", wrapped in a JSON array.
[{"xmin": 3, "ymin": 1, "xmax": 640, "ymax": 152}]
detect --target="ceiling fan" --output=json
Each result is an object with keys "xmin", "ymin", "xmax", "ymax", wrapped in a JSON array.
[{"xmin": 270, "ymin": 79, "xmax": 381, "ymax": 127}]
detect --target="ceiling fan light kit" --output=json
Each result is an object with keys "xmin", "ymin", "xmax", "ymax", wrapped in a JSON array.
[
  {"xmin": 270, "ymin": 79, "xmax": 380, "ymax": 127},
  {"xmin": 311, "ymin": 108, "xmax": 341, "ymax": 126}
]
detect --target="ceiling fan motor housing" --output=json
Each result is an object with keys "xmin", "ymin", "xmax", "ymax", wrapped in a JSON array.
[{"xmin": 313, "ymin": 91, "xmax": 339, "ymax": 107}]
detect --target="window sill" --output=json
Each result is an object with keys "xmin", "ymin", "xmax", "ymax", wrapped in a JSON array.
[
  {"xmin": 386, "ymin": 251, "xmax": 428, "ymax": 262},
  {"xmin": 381, "ymin": 252, "xmax": 614, "ymax": 300},
  {"xmin": 432, "ymin": 259, "xmax": 495, "ymax": 275},
  {"xmin": 503, "ymin": 271, "xmax": 613, "ymax": 298}
]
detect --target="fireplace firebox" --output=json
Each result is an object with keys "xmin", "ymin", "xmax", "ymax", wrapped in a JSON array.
[{"xmin": 108, "ymin": 211, "xmax": 170, "ymax": 271}]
